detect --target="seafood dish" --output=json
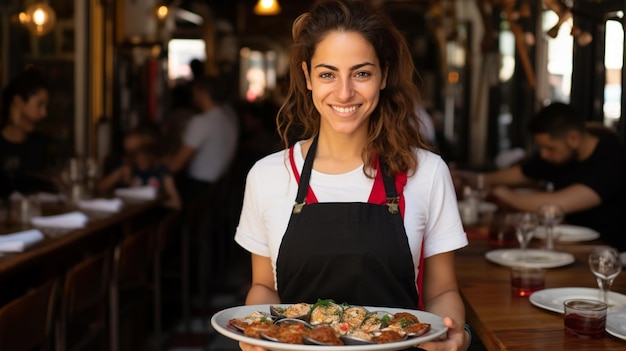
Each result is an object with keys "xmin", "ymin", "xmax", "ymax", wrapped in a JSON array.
[{"xmin": 227, "ymin": 299, "xmax": 431, "ymax": 346}]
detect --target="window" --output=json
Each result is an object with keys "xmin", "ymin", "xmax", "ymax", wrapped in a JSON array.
[
  {"xmin": 544, "ymin": 10, "xmax": 574, "ymax": 104},
  {"xmin": 604, "ymin": 19, "xmax": 623, "ymax": 128},
  {"xmin": 167, "ymin": 39, "xmax": 206, "ymax": 82}
]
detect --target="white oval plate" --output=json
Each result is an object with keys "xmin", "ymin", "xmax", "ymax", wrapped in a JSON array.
[
  {"xmin": 529, "ymin": 287, "xmax": 626, "ymax": 313},
  {"xmin": 607, "ymin": 308, "xmax": 626, "ymax": 340},
  {"xmin": 533, "ymin": 225, "xmax": 600, "ymax": 242},
  {"xmin": 485, "ymin": 248, "xmax": 575, "ymax": 268},
  {"xmin": 211, "ymin": 304, "xmax": 448, "ymax": 351}
]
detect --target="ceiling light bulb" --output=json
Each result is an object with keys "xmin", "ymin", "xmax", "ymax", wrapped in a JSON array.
[
  {"xmin": 22, "ymin": 2, "xmax": 56, "ymax": 36},
  {"xmin": 254, "ymin": 0, "xmax": 281, "ymax": 16},
  {"xmin": 157, "ymin": 5, "xmax": 169, "ymax": 21}
]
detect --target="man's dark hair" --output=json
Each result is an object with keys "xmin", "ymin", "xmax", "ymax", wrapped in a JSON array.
[
  {"xmin": 191, "ymin": 75, "xmax": 227, "ymax": 104},
  {"xmin": 528, "ymin": 102, "xmax": 586, "ymax": 138}
]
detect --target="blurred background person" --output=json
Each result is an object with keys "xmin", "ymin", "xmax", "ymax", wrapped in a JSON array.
[
  {"xmin": 166, "ymin": 75, "xmax": 239, "ymax": 208},
  {"xmin": 98, "ymin": 124, "xmax": 181, "ymax": 210},
  {"xmin": 161, "ymin": 82, "xmax": 196, "ymax": 159},
  {"xmin": 0, "ymin": 67, "xmax": 57, "ymax": 198},
  {"xmin": 455, "ymin": 102, "xmax": 626, "ymax": 251}
]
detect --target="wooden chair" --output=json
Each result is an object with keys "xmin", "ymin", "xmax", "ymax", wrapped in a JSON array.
[
  {"xmin": 56, "ymin": 251, "xmax": 110, "ymax": 351},
  {"xmin": 0, "ymin": 279, "xmax": 58, "ymax": 351},
  {"xmin": 110, "ymin": 227, "xmax": 155, "ymax": 351}
]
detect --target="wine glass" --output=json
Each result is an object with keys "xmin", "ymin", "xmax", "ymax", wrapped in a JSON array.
[
  {"xmin": 588, "ymin": 246, "xmax": 622, "ymax": 305},
  {"xmin": 515, "ymin": 212, "xmax": 538, "ymax": 253},
  {"xmin": 537, "ymin": 204, "xmax": 564, "ymax": 250}
]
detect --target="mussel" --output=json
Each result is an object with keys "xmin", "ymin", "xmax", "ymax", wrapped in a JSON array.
[
  {"xmin": 372, "ymin": 330, "xmax": 408, "ymax": 344},
  {"xmin": 309, "ymin": 300, "xmax": 344, "ymax": 325},
  {"xmin": 342, "ymin": 306, "xmax": 369, "ymax": 327},
  {"xmin": 228, "ymin": 311, "xmax": 275, "ymax": 332},
  {"xmin": 259, "ymin": 318, "xmax": 312, "ymax": 344},
  {"xmin": 302, "ymin": 325, "xmax": 344, "ymax": 346},
  {"xmin": 360, "ymin": 311, "xmax": 392, "ymax": 332},
  {"xmin": 269, "ymin": 303, "xmax": 311, "ymax": 320},
  {"xmin": 340, "ymin": 330, "xmax": 375, "ymax": 345},
  {"xmin": 384, "ymin": 311, "xmax": 431, "ymax": 337}
]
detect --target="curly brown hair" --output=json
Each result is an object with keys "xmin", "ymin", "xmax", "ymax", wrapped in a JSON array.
[{"xmin": 277, "ymin": 0, "xmax": 428, "ymax": 177}]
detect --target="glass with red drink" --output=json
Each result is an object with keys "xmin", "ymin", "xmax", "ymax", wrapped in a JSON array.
[
  {"xmin": 488, "ymin": 213, "xmax": 518, "ymax": 247},
  {"xmin": 510, "ymin": 266, "xmax": 545, "ymax": 297},
  {"xmin": 563, "ymin": 299, "xmax": 607, "ymax": 339}
]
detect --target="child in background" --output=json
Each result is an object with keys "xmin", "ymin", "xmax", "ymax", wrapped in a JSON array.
[{"xmin": 98, "ymin": 125, "xmax": 181, "ymax": 210}]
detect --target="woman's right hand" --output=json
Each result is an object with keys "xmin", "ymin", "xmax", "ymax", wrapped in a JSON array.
[{"xmin": 239, "ymin": 341, "xmax": 270, "ymax": 351}]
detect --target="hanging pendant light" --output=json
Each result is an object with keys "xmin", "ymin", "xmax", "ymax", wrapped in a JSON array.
[
  {"xmin": 20, "ymin": 1, "xmax": 57, "ymax": 36},
  {"xmin": 254, "ymin": 0, "xmax": 281, "ymax": 16}
]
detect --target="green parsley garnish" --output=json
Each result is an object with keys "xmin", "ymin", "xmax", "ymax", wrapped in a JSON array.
[{"xmin": 400, "ymin": 318, "xmax": 416, "ymax": 328}]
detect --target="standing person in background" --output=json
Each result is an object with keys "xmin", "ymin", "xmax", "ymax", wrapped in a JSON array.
[
  {"xmin": 0, "ymin": 67, "xmax": 57, "ymax": 198},
  {"xmin": 454, "ymin": 102, "xmax": 626, "ymax": 251},
  {"xmin": 166, "ymin": 75, "xmax": 239, "ymax": 208},
  {"xmin": 235, "ymin": 1, "xmax": 470, "ymax": 350},
  {"xmin": 161, "ymin": 82, "xmax": 196, "ymax": 158},
  {"xmin": 98, "ymin": 125, "xmax": 181, "ymax": 210}
]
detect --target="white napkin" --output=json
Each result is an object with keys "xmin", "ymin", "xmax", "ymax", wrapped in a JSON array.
[
  {"xmin": 114, "ymin": 186, "xmax": 157, "ymax": 200},
  {"xmin": 0, "ymin": 229, "xmax": 45, "ymax": 252},
  {"xmin": 78, "ymin": 198, "xmax": 123, "ymax": 213},
  {"xmin": 31, "ymin": 211, "xmax": 88, "ymax": 229}
]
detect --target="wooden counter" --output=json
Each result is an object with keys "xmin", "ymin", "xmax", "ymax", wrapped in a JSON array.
[
  {"xmin": 456, "ymin": 237, "xmax": 626, "ymax": 350},
  {"xmin": 0, "ymin": 199, "xmax": 164, "ymax": 304}
]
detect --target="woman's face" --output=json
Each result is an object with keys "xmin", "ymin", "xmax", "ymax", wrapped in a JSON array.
[
  {"xmin": 302, "ymin": 31, "xmax": 387, "ymax": 138},
  {"xmin": 12, "ymin": 89, "xmax": 48, "ymax": 133}
]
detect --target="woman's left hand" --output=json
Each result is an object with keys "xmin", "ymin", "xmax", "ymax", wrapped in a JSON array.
[{"xmin": 417, "ymin": 317, "xmax": 468, "ymax": 351}]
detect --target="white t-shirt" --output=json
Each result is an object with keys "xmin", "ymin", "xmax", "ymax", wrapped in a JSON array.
[
  {"xmin": 235, "ymin": 141, "xmax": 468, "ymax": 289},
  {"xmin": 183, "ymin": 104, "xmax": 239, "ymax": 182}
]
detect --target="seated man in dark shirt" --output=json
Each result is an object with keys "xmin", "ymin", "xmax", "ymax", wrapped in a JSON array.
[{"xmin": 479, "ymin": 102, "xmax": 626, "ymax": 251}]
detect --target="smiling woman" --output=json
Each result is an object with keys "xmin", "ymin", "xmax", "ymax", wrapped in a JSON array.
[{"xmin": 234, "ymin": 1, "xmax": 470, "ymax": 351}]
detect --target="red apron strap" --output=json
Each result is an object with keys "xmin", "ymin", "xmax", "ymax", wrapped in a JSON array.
[
  {"xmin": 367, "ymin": 159, "xmax": 406, "ymax": 217},
  {"xmin": 289, "ymin": 146, "xmax": 319, "ymax": 204}
]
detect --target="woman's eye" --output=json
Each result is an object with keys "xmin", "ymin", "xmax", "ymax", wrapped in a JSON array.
[
  {"xmin": 319, "ymin": 72, "xmax": 334, "ymax": 79},
  {"xmin": 355, "ymin": 71, "xmax": 371, "ymax": 78}
]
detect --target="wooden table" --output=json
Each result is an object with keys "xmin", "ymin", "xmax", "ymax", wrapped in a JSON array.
[
  {"xmin": 0, "ymin": 199, "xmax": 163, "ymax": 304},
  {"xmin": 456, "ymin": 236, "xmax": 626, "ymax": 350}
]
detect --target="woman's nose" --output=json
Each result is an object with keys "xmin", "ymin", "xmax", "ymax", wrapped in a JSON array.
[{"xmin": 335, "ymin": 78, "xmax": 354, "ymax": 100}]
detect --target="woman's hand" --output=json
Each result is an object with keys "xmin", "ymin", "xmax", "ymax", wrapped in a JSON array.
[
  {"xmin": 418, "ymin": 317, "xmax": 469, "ymax": 351},
  {"xmin": 239, "ymin": 341, "xmax": 270, "ymax": 351}
]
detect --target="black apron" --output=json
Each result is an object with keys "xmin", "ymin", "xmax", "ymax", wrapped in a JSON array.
[{"xmin": 276, "ymin": 136, "xmax": 420, "ymax": 309}]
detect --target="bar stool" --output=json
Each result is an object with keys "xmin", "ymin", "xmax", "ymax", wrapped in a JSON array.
[
  {"xmin": 110, "ymin": 227, "xmax": 155, "ymax": 351},
  {"xmin": 56, "ymin": 251, "xmax": 110, "ymax": 351},
  {"xmin": 0, "ymin": 279, "xmax": 58, "ymax": 351}
]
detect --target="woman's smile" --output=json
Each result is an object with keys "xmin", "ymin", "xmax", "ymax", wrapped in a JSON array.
[{"xmin": 331, "ymin": 104, "xmax": 361, "ymax": 114}]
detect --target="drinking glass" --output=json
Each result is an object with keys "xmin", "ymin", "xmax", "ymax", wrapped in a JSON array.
[
  {"xmin": 537, "ymin": 204, "xmax": 564, "ymax": 250},
  {"xmin": 588, "ymin": 246, "xmax": 622, "ymax": 305},
  {"xmin": 515, "ymin": 212, "xmax": 538, "ymax": 252}
]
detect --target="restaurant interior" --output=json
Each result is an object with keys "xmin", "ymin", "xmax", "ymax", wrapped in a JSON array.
[{"xmin": 0, "ymin": 0, "xmax": 625, "ymax": 350}]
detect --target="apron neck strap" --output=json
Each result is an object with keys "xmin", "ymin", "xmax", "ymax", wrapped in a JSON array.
[
  {"xmin": 291, "ymin": 136, "xmax": 405, "ymax": 216},
  {"xmin": 292, "ymin": 135, "xmax": 319, "ymax": 213},
  {"xmin": 378, "ymin": 161, "xmax": 401, "ymax": 214}
]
